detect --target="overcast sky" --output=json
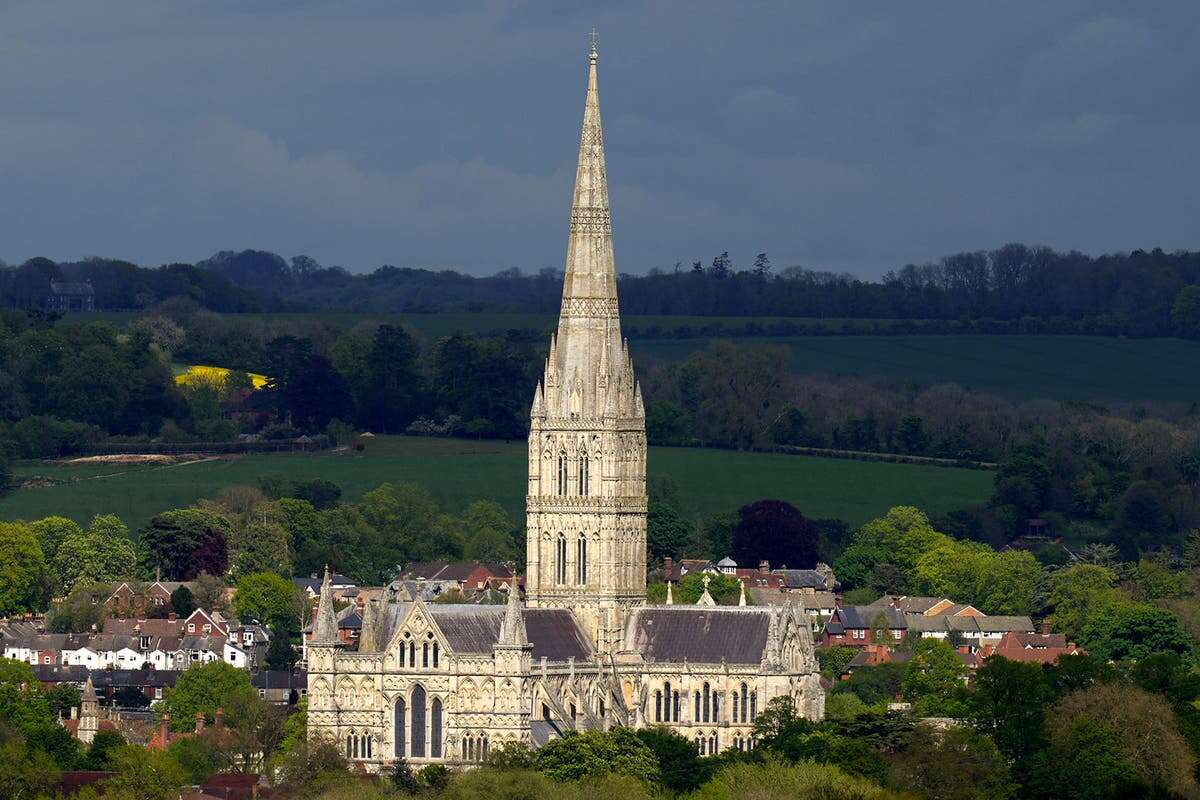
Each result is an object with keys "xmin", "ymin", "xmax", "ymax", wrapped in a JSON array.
[{"xmin": 2, "ymin": 2, "xmax": 1197, "ymax": 278}]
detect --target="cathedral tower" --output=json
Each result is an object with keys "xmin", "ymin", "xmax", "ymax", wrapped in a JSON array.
[{"xmin": 525, "ymin": 40, "xmax": 647, "ymax": 654}]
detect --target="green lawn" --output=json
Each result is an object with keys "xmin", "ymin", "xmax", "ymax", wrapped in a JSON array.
[
  {"xmin": 637, "ymin": 335, "xmax": 1200, "ymax": 405},
  {"xmin": 2, "ymin": 436, "xmax": 992, "ymax": 533}
]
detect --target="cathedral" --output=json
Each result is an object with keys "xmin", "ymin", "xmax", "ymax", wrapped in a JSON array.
[{"xmin": 305, "ymin": 43, "xmax": 824, "ymax": 769}]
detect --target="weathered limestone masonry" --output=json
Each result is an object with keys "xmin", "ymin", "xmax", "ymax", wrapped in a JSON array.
[
  {"xmin": 523, "ymin": 41, "xmax": 648, "ymax": 655},
  {"xmin": 305, "ymin": 44, "xmax": 823, "ymax": 771}
]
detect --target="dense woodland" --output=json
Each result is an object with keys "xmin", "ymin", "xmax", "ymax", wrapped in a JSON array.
[{"xmin": 7, "ymin": 245, "xmax": 1200, "ymax": 336}]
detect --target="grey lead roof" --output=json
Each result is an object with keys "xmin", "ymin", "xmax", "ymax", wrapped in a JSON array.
[
  {"xmin": 626, "ymin": 607, "xmax": 770, "ymax": 665},
  {"xmin": 424, "ymin": 605, "xmax": 592, "ymax": 663}
]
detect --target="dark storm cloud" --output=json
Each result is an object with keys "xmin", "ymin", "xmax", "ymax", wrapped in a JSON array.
[{"xmin": 1, "ymin": 1, "xmax": 1197, "ymax": 277}]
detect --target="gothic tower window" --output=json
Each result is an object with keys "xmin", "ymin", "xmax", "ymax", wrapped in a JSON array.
[
  {"xmin": 578, "ymin": 452, "xmax": 589, "ymax": 495},
  {"xmin": 432, "ymin": 641, "xmax": 439, "ymax": 668},
  {"xmin": 557, "ymin": 452, "xmax": 568, "ymax": 495},
  {"xmin": 702, "ymin": 683, "xmax": 711, "ymax": 723},
  {"xmin": 394, "ymin": 698, "xmax": 406, "ymax": 758},
  {"xmin": 410, "ymin": 685, "xmax": 427, "ymax": 758},
  {"xmin": 408, "ymin": 640, "xmax": 415, "ymax": 667},
  {"xmin": 576, "ymin": 536, "xmax": 588, "ymax": 584},
  {"xmin": 740, "ymin": 683, "xmax": 749, "ymax": 723},
  {"xmin": 655, "ymin": 690, "xmax": 662, "ymax": 722},
  {"xmin": 750, "ymin": 690, "xmax": 758, "ymax": 721},
  {"xmin": 556, "ymin": 534, "xmax": 567, "ymax": 584},
  {"xmin": 422, "ymin": 642, "xmax": 429, "ymax": 668}
]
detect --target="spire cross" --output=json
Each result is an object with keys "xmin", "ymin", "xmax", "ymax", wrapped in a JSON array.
[{"xmin": 589, "ymin": 28, "xmax": 598, "ymax": 57}]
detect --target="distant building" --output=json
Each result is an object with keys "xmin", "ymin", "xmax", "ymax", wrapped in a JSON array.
[{"xmin": 46, "ymin": 281, "xmax": 95, "ymax": 312}]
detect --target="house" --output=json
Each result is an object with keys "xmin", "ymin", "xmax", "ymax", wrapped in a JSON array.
[
  {"xmin": 32, "ymin": 665, "xmax": 180, "ymax": 706},
  {"xmin": 840, "ymin": 645, "xmax": 913, "ymax": 679},
  {"xmin": 661, "ymin": 557, "xmax": 718, "ymax": 583},
  {"xmin": 399, "ymin": 562, "xmax": 516, "ymax": 596},
  {"xmin": 295, "ymin": 572, "xmax": 356, "ymax": 600},
  {"xmin": 3, "ymin": 633, "xmax": 73, "ymax": 665},
  {"xmin": 746, "ymin": 587, "xmax": 837, "ymax": 633},
  {"xmin": 871, "ymin": 595, "xmax": 983, "ymax": 617},
  {"xmin": 822, "ymin": 606, "xmax": 907, "ymax": 647},
  {"xmin": 252, "ymin": 669, "xmax": 308, "ymax": 705},
  {"xmin": 46, "ymin": 281, "xmax": 95, "ymax": 312},
  {"xmin": 901, "ymin": 613, "xmax": 1036, "ymax": 651},
  {"xmin": 980, "ymin": 630, "xmax": 1083, "ymax": 664}
]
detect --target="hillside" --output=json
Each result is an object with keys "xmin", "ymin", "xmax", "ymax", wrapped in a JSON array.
[{"xmin": 3, "ymin": 436, "xmax": 993, "ymax": 534}]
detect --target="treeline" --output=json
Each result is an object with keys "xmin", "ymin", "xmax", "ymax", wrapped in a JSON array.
[
  {"xmin": 0, "ymin": 255, "xmax": 276, "ymax": 313},
  {"xmin": 8, "ymin": 244, "xmax": 1200, "ymax": 336}
]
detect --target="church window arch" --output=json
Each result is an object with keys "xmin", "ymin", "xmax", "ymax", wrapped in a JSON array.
[
  {"xmin": 578, "ymin": 452, "xmax": 589, "ymax": 495},
  {"xmin": 394, "ymin": 697, "xmax": 406, "ymax": 758},
  {"xmin": 430, "ymin": 697, "xmax": 443, "ymax": 758},
  {"xmin": 576, "ymin": 536, "xmax": 588, "ymax": 584},
  {"xmin": 672, "ymin": 690, "xmax": 680, "ymax": 722},
  {"xmin": 346, "ymin": 734, "xmax": 353, "ymax": 758},
  {"xmin": 695, "ymin": 734, "xmax": 705, "ymax": 755},
  {"xmin": 422, "ymin": 642, "xmax": 429, "ymax": 668},
  {"xmin": 654, "ymin": 690, "xmax": 662, "ymax": 722},
  {"xmin": 557, "ymin": 451, "xmax": 568, "ymax": 495},
  {"xmin": 750, "ymin": 691, "xmax": 758, "ymax": 721},
  {"xmin": 732, "ymin": 689, "xmax": 740, "ymax": 723},
  {"xmin": 556, "ymin": 534, "xmax": 567, "ymax": 584},
  {"xmin": 702, "ymin": 683, "xmax": 711, "ymax": 723},
  {"xmin": 433, "ymin": 641, "xmax": 439, "ymax": 668},
  {"xmin": 410, "ymin": 685, "xmax": 427, "ymax": 758},
  {"xmin": 408, "ymin": 640, "xmax": 415, "ymax": 667},
  {"xmin": 694, "ymin": 690, "xmax": 701, "ymax": 722},
  {"xmin": 710, "ymin": 732, "xmax": 718, "ymax": 753},
  {"xmin": 365, "ymin": 734, "xmax": 373, "ymax": 759}
]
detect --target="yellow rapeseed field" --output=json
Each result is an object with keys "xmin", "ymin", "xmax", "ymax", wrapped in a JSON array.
[{"xmin": 175, "ymin": 365, "xmax": 268, "ymax": 390}]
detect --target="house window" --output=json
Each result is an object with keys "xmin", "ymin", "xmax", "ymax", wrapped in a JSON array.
[
  {"xmin": 155, "ymin": 687, "xmax": 163, "ymax": 699},
  {"xmin": 576, "ymin": 537, "xmax": 588, "ymax": 585},
  {"xmin": 187, "ymin": 624, "xmax": 195, "ymax": 633}
]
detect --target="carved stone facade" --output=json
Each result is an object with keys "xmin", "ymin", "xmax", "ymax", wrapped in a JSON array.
[{"xmin": 306, "ymin": 45, "xmax": 823, "ymax": 771}]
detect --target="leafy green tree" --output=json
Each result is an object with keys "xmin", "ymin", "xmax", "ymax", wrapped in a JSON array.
[
  {"xmin": 1022, "ymin": 716, "xmax": 1142, "ymax": 800},
  {"xmin": 853, "ymin": 506, "xmax": 948, "ymax": 576},
  {"xmin": 28, "ymin": 516, "xmax": 80, "ymax": 565},
  {"xmin": 460, "ymin": 500, "xmax": 516, "ymax": 562},
  {"xmin": 633, "ymin": 727, "xmax": 708, "ymax": 793},
  {"xmin": 158, "ymin": 662, "xmax": 257, "ymax": 732},
  {"xmin": 970, "ymin": 656, "xmax": 1050, "ymax": 759},
  {"xmin": 0, "ymin": 726, "xmax": 60, "ymax": 800},
  {"xmin": 82, "ymin": 729, "xmax": 125, "ymax": 770},
  {"xmin": 1172, "ymin": 284, "xmax": 1200, "ymax": 338},
  {"xmin": 0, "ymin": 522, "xmax": 49, "ymax": 615},
  {"xmin": 888, "ymin": 725, "xmax": 1015, "ymax": 800},
  {"xmin": 1081, "ymin": 602, "xmax": 1192, "ymax": 662},
  {"xmin": 54, "ymin": 515, "xmax": 136, "ymax": 591},
  {"xmin": 817, "ymin": 647, "xmax": 860, "ymax": 680},
  {"xmin": 190, "ymin": 571, "xmax": 229, "ymax": 614},
  {"xmin": 901, "ymin": 638, "xmax": 969, "ymax": 716},
  {"xmin": 834, "ymin": 662, "xmax": 905, "ymax": 706},
  {"xmin": 358, "ymin": 481, "xmax": 445, "ymax": 566},
  {"xmin": 646, "ymin": 400, "xmax": 694, "ymax": 446},
  {"xmin": 914, "ymin": 539, "xmax": 1041, "ymax": 615},
  {"xmin": 534, "ymin": 728, "xmax": 660, "ymax": 784},
  {"xmin": 362, "ymin": 324, "xmax": 423, "ymax": 433},
  {"xmin": 832, "ymin": 544, "xmax": 889, "ymax": 591},
  {"xmin": 1111, "ymin": 480, "xmax": 1173, "ymax": 559},
  {"xmin": 692, "ymin": 759, "xmax": 899, "ymax": 800},
  {"xmin": 1046, "ymin": 683, "xmax": 1195, "ymax": 797},
  {"xmin": 894, "ymin": 416, "xmax": 930, "ymax": 454},
  {"xmin": 44, "ymin": 683, "xmax": 80, "ymax": 719},
  {"xmin": 230, "ymin": 518, "xmax": 291, "ymax": 578},
  {"xmin": 265, "ymin": 634, "xmax": 297, "ymax": 671},
  {"xmin": 168, "ymin": 734, "xmax": 220, "ymax": 785},
  {"xmin": 733, "ymin": 500, "xmax": 821, "ymax": 570},
  {"xmin": 101, "ymin": 745, "xmax": 186, "ymax": 800},
  {"xmin": 169, "ymin": 585, "xmax": 196, "ymax": 617},
  {"xmin": 290, "ymin": 478, "xmax": 341, "ymax": 510},
  {"xmin": 45, "ymin": 581, "xmax": 111, "ymax": 633},
  {"xmin": 647, "ymin": 502, "xmax": 691, "ymax": 563},
  {"xmin": 139, "ymin": 508, "xmax": 231, "ymax": 581},
  {"xmin": 233, "ymin": 572, "xmax": 305, "ymax": 634},
  {"xmin": 1046, "ymin": 564, "xmax": 1121, "ymax": 641}
]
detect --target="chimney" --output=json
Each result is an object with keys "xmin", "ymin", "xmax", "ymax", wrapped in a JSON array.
[
  {"xmin": 168, "ymin": 612, "xmax": 177, "ymax": 621},
  {"xmin": 70, "ymin": 706, "xmax": 78, "ymax": 720},
  {"xmin": 195, "ymin": 712, "xmax": 205, "ymax": 733},
  {"xmin": 663, "ymin": 556, "xmax": 673, "ymax": 578},
  {"xmin": 159, "ymin": 714, "xmax": 169, "ymax": 747},
  {"xmin": 214, "ymin": 707, "xmax": 224, "ymax": 729},
  {"xmin": 1040, "ymin": 621, "xmax": 1050, "ymax": 635},
  {"xmin": 759, "ymin": 559, "xmax": 770, "ymax": 573}
]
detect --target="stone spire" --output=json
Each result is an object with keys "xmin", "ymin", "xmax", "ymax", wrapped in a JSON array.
[
  {"xmin": 665, "ymin": 581, "xmax": 674, "ymax": 605},
  {"xmin": 542, "ymin": 39, "xmax": 634, "ymax": 422},
  {"xmin": 313, "ymin": 565, "xmax": 338, "ymax": 644},
  {"xmin": 738, "ymin": 579, "xmax": 747, "ymax": 607},
  {"xmin": 358, "ymin": 598, "xmax": 378, "ymax": 653},
  {"xmin": 498, "ymin": 584, "xmax": 528, "ymax": 647},
  {"xmin": 77, "ymin": 674, "xmax": 99, "ymax": 744}
]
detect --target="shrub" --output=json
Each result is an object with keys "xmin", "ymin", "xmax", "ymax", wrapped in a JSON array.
[{"xmin": 692, "ymin": 758, "xmax": 900, "ymax": 800}]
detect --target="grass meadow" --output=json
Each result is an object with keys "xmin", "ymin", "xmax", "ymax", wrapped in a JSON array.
[{"xmin": 2, "ymin": 436, "xmax": 993, "ymax": 534}]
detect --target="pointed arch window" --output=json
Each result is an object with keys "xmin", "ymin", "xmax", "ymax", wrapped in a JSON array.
[
  {"xmin": 556, "ymin": 534, "xmax": 567, "ymax": 585},
  {"xmin": 394, "ymin": 698, "xmax": 406, "ymax": 758},
  {"xmin": 410, "ymin": 685, "xmax": 427, "ymax": 758},
  {"xmin": 408, "ymin": 641, "xmax": 415, "ymax": 667},
  {"xmin": 655, "ymin": 690, "xmax": 662, "ymax": 722},
  {"xmin": 576, "ymin": 536, "xmax": 588, "ymax": 584},
  {"xmin": 740, "ymin": 683, "xmax": 749, "ymax": 723},
  {"xmin": 430, "ymin": 697, "xmax": 443, "ymax": 758},
  {"xmin": 578, "ymin": 452, "xmax": 589, "ymax": 495},
  {"xmin": 557, "ymin": 452, "xmax": 568, "ymax": 495},
  {"xmin": 750, "ymin": 691, "xmax": 758, "ymax": 721}
]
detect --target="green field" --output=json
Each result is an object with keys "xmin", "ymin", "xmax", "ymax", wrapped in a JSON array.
[
  {"xmin": 2, "ymin": 436, "xmax": 991, "ymax": 533},
  {"xmin": 637, "ymin": 335, "xmax": 1200, "ymax": 405}
]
